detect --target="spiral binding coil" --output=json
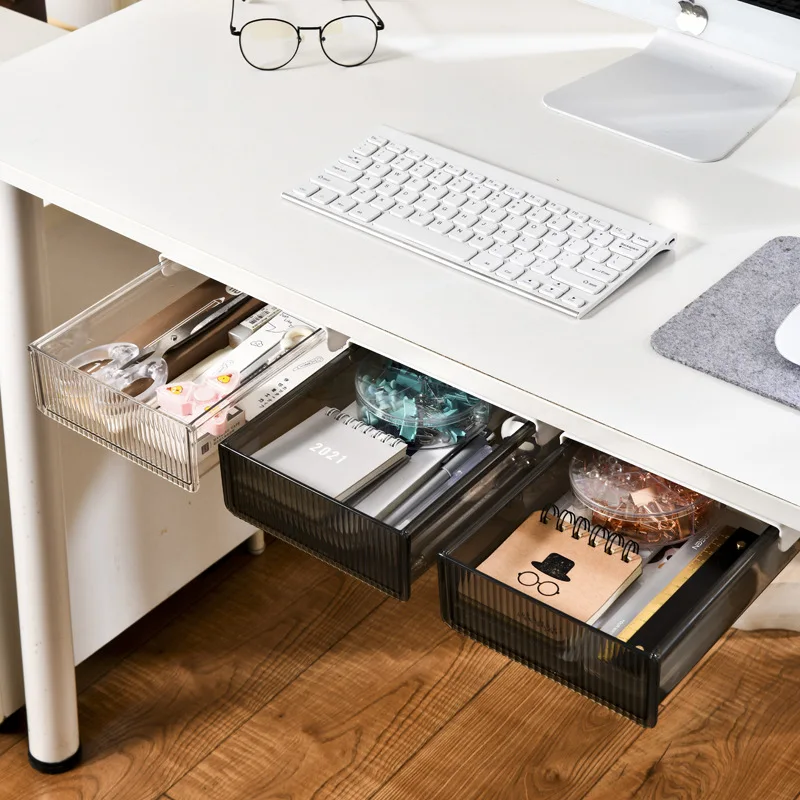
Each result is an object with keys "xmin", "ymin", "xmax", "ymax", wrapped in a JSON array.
[
  {"xmin": 540, "ymin": 503, "xmax": 640, "ymax": 563},
  {"xmin": 325, "ymin": 408, "xmax": 407, "ymax": 449}
]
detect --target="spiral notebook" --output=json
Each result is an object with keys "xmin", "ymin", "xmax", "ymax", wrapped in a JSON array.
[
  {"xmin": 252, "ymin": 406, "xmax": 408, "ymax": 501},
  {"xmin": 477, "ymin": 505, "xmax": 643, "ymax": 624}
]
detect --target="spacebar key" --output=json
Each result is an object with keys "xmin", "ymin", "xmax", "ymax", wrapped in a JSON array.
[{"xmin": 372, "ymin": 213, "xmax": 477, "ymax": 262}]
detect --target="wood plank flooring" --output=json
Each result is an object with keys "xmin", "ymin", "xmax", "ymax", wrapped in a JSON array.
[{"xmin": 0, "ymin": 539, "xmax": 798, "ymax": 800}]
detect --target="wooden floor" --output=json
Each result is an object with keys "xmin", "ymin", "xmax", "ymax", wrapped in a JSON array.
[{"xmin": 1, "ymin": 539, "xmax": 799, "ymax": 800}]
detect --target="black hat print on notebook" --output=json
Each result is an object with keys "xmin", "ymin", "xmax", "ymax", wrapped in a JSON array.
[{"xmin": 531, "ymin": 553, "xmax": 575, "ymax": 582}]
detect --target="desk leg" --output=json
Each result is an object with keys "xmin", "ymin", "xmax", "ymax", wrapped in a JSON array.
[{"xmin": 0, "ymin": 183, "xmax": 80, "ymax": 772}]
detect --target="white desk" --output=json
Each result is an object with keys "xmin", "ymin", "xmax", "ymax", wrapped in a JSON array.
[{"xmin": 0, "ymin": 0, "xmax": 798, "ymax": 768}]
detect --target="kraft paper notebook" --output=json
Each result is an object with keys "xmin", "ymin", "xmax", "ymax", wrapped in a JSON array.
[{"xmin": 477, "ymin": 506, "xmax": 643, "ymax": 624}]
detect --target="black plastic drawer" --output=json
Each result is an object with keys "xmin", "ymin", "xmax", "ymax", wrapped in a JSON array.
[
  {"xmin": 219, "ymin": 346, "xmax": 550, "ymax": 600},
  {"xmin": 438, "ymin": 441, "xmax": 799, "ymax": 726}
]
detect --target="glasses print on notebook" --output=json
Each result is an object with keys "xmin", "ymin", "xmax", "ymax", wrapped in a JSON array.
[{"xmin": 517, "ymin": 552, "xmax": 574, "ymax": 597}]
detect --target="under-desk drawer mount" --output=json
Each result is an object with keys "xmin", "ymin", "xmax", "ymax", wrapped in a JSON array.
[{"xmin": 29, "ymin": 261, "xmax": 335, "ymax": 491}]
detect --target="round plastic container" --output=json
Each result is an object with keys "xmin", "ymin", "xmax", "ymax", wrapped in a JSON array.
[
  {"xmin": 568, "ymin": 446, "xmax": 717, "ymax": 545},
  {"xmin": 355, "ymin": 357, "xmax": 489, "ymax": 448}
]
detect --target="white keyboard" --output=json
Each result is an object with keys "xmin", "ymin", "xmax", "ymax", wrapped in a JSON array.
[{"xmin": 284, "ymin": 127, "xmax": 675, "ymax": 318}]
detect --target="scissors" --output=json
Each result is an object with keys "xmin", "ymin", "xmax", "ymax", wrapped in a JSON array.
[{"xmin": 69, "ymin": 292, "xmax": 251, "ymax": 402}]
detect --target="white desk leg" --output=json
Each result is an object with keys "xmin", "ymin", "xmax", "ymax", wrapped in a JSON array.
[{"xmin": 0, "ymin": 183, "xmax": 80, "ymax": 772}]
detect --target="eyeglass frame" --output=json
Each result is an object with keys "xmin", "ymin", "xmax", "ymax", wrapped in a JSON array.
[
  {"xmin": 516, "ymin": 570, "xmax": 561, "ymax": 597},
  {"xmin": 230, "ymin": 0, "xmax": 385, "ymax": 70}
]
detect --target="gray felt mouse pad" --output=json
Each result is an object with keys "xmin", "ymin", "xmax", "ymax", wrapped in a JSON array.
[{"xmin": 651, "ymin": 237, "xmax": 800, "ymax": 411}]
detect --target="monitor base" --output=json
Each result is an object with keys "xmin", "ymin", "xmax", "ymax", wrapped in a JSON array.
[{"xmin": 544, "ymin": 28, "xmax": 795, "ymax": 162}]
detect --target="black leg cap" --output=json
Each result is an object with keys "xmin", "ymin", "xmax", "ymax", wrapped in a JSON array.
[{"xmin": 28, "ymin": 743, "xmax": 82, "ymax": 774}]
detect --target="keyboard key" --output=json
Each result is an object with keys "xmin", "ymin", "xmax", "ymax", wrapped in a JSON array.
[
  {"xmin": 565, "ymin": 238, "xmax": 591, "ymax": 255},
  {"xmin": 444, "ymin": 164, "xmax": 466, "ymax": 176},
  {"xmin": 506, "ymin": 199, "xmax": 531, "ymax": 216},
  {"xmin": 543, "ymin": 231, "xmax": 569, "ymax": 247},
  {"xmin": 352, "ymin": 188, "xmax": 377, "ymax": 204},
  {"xmin": 341, "ymin": 154, "xmax": 373, "ymax": 171},
  {"xmin": 327, "ymin": 163, "xmax": 363, "ymax": 182},
  {"xmin": 474, "ymin": 220, "xmax": 499, "ymax": 236},
  {"xmin": 487, "ymin": 192, "xmax": 511, "ymax": 208},
  {"xmin": 423, "ymin": 185, "xmax": 449, "ymax": 201},
  {"xmin": 553, "ymin": 268, "xmax": 605, "ymax": 294},
  {"xmin": 391, "ymin": 155, "xmax": 416, "ymax": 172},
  {"xmin": 434, "ymin": 205, "xmax": 458, "ymax": 221},
  {"xmin": 515, "ymin": 236, "xmax": 540, "ymax": 253},
  {"xmin": 526, "ymin": 194, "xmax": 547, "ymax": 207},
  {"xmin": 329, "ymin": 196, "xmax": 358, "ymax": 214},
  {"xmin": 503, "ymin": 215, "xmax": 528, "ymax": 232},
  {"xmin": 607, "ymin": 254, "xmax": 634, "ymax": 271},
  {"xmin": 429, "ymin": 170, "xmax": 453, "ymax": 186},
  {"xmin": 395, "ymin": 188, "xmax": 420, "ymax": 206},
  {"xmin": 410, "ymin": 211, "xmax": 436, "ymax": 226},
  {"xmin": 530, "ymin": 258, "xmax": 557, "ymax": 275},
  {"xmin": 367, "ymin": 134, "xmax": 388, "ymax": 146},
  {"xmin": 385, "ymin": 170, "xmax": 410, "ymax": 185},
  {"xmin": 496, "ymin": 264, "xmax": 525, "ymax": 281},
  {"xmin": 376, "ymin": 183, "xmax": 401, "ymax": 197},
  {"xmin": 291, "ymin": 184, "xmax": 319, "ymax": 198},
  {"xmin": 504, "ymin": 187, "xmax": 527, "ymax": 200},
  {"xmin": 547, "ymin": 216, "xmax": 572, "ymax": 232},
  {"xmin": 386, "ymin": 142, "xmax": 408, "ymax": 154},
  {"xmin": 449, "ymin": 177, "xmax": 472, "ymax": 194},
  {"xmin": 489, "ymin": 243, "xmax": 515, "ymax": 259},
  {"xmin": 562, "ymin": 291, "xmax": 588, "ymax": 310},
  {"xmin": 569, "ymin": 223, "xmax": 592, "ymax": 240},
  {"xmin": 368, "ymin": 163, "xmax": 392, "ymax": 178},
  {"xmin": 454, "ymin": 212, "xmax": 479, "ymax": 228},
  {"xmin": 528, "ymin": 208, "xmax": 552, "ymax": 224},
  {"xmin": 354, "ymin": 141, "xmax": 379, "ymax": 157},
  {"xmin": 517, "ymin": 272, "xmax": 542, "ymax": 292},
  {"xmin": 610, "ymin": 226, "xmax": 633, "ymax": 240},
  {"xmin": 373, "ymin": 212, "xmax": 481, "ymax": 262},
  {"xmin": 555, "ymin": 252, "xmax": 582, "ymax": 269},
  {"xmin": 469, "ymin": 254, "xmax": 503, "ymax": 273},
  {"xmin": 443, "ymin": 192, "xmax": 468, "ymax": 207},
  {"xmin": 511, "ymin": 251, "xmax": 537, "ymax": 268},
  {"xmin": 586, "ymin": 246, "xmax": 611, "ymax": 263},
  {"xmin": 372, "ymin": 148, "xmax": 397, "ymax": 164},
  {"xmin": 539, "ymin": 281, "xmax": 569, "ymax": 299},
  {"xmin": 463, "ymin": 200, "xmax": 488, "ymax": 216},
  {"xmin": 632, "ymin": 235, "xmax": 655, "ymax": 249},
  {"xmin": 578, "ymin": 262, "xmax": 620, "ymax": 282},
  {"xmin": 588, "ymin": 218, "xmax": 611, "ymax": 231},
  {"xmin": 470, "ymin": 234, "xmax": 493, "ymax": 251},
  {"xmin": 348, "ymin": 203, "xmax": 381, "ymax": 222},
  {"xmin": 429, "ymin": 218, "xmax": 455, "ymax": 235},
  {"xmin": 449, "ymin": 226, "xmax": 474, "ymax": 243},
  {"xmin": 482, "ymin": 208, "xmax": 508, "ymax": 225},
  {"xmin": 588, "ymin": 231, "xmax": 614, "ymax": 248},
  {"xmin": 610, "ymin": 240, "xmax": 646, "ymax": 259},
  {"xmin": 406, "ymin": 149, "xmax": 426, "ymax": 162},
  {"xmin": 567, "ymin": 210, "xmax": 589, "ymax": 223},
  {"xmin": 371, "ymin": 196, "xmax": 395, "ymax": 212},
  {"xmin": 424, "ymin": 157, "xmax": 445, "ymax": 169},
  {"xmin": 312, "ymin": 173, "xmax": 358, "ymax": 195},
  {"xmin": 357, "ymin": 174, "xmax": 382, "ymax": 191},
  {"xmin": 494, "ymin": 228, "xmax": 519, "ymax": 245},
  {"xmin": 311, "ymin": 188, "xmax": 339, "ymax": 205},
  {"xmin": 484, "ymin": 179, "xmax": 506, "ymax": 192},
  {"xmin": 546, "ymin": 202, "xmax": 569, "ymax": 215},
  {"xmin": 467, "ymin": 185, "xmax": 492, "ymax": 201},
  {"xmin": 405, "ymin": 177, "xmax": 429, "ymax": 194},
  {"xmin": 391, "ymin": 203, "xmax": 415, "ymax": 219},
  {"xmin": 415, "ymin": 197, "xmax": 440, "ymax": 213},
  {"xmin": 465, "ymin": 171, "xmax": 485, "ymax": 183},
  {"xmin": 536, "ymin": 243, "xmax": 561, "ymax": 261},
  {"xmin": 410, "ymin": 163, "xmax": 434, "ymax": 179},
  {"xmin": 523, "ymin": 223, "xmax": 548, "ymax": 239}
]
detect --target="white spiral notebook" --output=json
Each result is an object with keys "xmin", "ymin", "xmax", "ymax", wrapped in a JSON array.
[{"xmin": 253, "ymin": 407, "xmax": 408, "ymax": 501}]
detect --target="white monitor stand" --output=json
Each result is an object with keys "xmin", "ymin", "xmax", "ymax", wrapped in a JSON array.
[{"xmin": 544, "ymin": 0, "xmax": 799, "ymax": 162}]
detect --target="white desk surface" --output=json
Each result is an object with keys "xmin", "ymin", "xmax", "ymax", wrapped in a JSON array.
[
  {"xmin": 0, "ymin": 7, "xmax": 63, "ymax": 60},
  {"xmin": 0, "ymin": 0, "xmax": 798, "ymax": 530}
]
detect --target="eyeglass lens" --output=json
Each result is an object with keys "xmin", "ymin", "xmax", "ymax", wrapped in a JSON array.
[
  {"xmin": 516, "ymin": 571, "xmax": 560, "ymax": 597},
  {"xmin": 321, "ymin": 16, "xmax": 378, "ymax": 66}
]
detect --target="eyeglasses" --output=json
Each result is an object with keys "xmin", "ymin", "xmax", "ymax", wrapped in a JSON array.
[
  {"xmin": 516, "ymin": 571, "xmax": 560, "ymax": 597},
  {"xmin": 230, "ymin": 0, "xmax": 385, "ymax": 70}
]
